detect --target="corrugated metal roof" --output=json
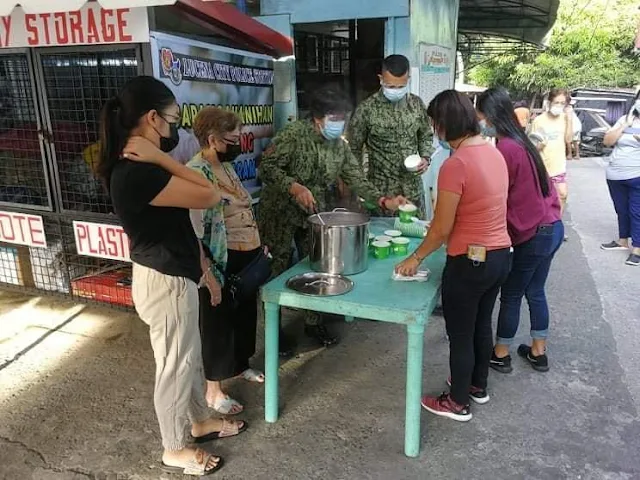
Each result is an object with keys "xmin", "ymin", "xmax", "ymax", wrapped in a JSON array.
[{"xmin": 459, "ymin": 0, "xmax": 560, "ymax": 45}]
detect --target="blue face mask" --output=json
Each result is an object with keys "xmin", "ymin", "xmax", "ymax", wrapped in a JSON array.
[
  {"xmin": 479, "ymin": 119, "xmax": 497, "ymax": 138},
  {"xmin": 438, "ymin": 137, "xmax": 451, "ymax": 151},
  {"xmin": 321, "ymin": 119, "xmax": 345, "ymax": 140},
  {"xmin": 382, "ymin": 85, "xmax": 409, "ymax": 103}
]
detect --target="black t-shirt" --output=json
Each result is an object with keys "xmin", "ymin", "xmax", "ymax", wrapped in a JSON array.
[{"xmin": 110, "ymin": 160, "xmax": 201, "ymax": 283}]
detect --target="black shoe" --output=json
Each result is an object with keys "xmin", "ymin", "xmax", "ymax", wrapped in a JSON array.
[
  {"xmin": 517, "ymin": 344, "xmax": 549, "ymax": 372},
  {"xmin": 489, "ymin": 351, "xmax": 513, "ymax": 374},
  {"xmin": 304, "ymin": 324, "xmax": 339, "ymax": 348},
  {"xmin": 601, "ymin": 241, "xmax": 628, "ymax": 251},
  {"xmin": 625, "ymin": 253, "xmax": 640, "ymax": 266},
  {"xmin": 278, "ymin": 332, "xmax": 295, "ymax": 358}
]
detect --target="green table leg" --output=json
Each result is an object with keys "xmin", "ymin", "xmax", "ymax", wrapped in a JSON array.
[
  {"xmin": 405, "ymin": 323, "xmax": 425, "ymax": 457},
  {"xmin": 345, "ymin": 316, "xmax": 355, "ymax": 323},
  {"xmin": 264, "ymin": 302, "xmax": 280, "ymax": 423}
]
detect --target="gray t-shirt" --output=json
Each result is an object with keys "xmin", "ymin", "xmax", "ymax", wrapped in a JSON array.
[{"xmin": 606, "ymin": 116, "xmax": 640, "ymax": 181}]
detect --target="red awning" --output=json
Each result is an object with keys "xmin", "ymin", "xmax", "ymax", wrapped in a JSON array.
[{"xmin": 173, "ymin": 0, "xmax": 293, "ymax": 58}]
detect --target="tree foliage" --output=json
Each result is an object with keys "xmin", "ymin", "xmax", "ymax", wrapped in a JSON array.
[{"xmin": 469, "ymin": 0, "xmax": 639, "ymax": 95}]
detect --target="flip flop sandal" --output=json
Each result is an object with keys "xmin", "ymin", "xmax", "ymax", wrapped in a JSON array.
[
  {"xmin": 194, "ymin": 419, "xmax": 249, "ymax": 444},
  {"xmin": 209, "ymin": 395, "xmax": 244, "ymax": 415},
  {"xmin": 241, "ymin": 368, "xmax": 265, "ymax": 383},
  {"xmin": 161, "ymin": 448, "xmax": 224, "ymax": 476}
]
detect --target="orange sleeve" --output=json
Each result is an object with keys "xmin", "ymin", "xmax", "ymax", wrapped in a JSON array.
[{"xmin": 437, "ymin": 156, "xmax": 465, "ymax": 195}]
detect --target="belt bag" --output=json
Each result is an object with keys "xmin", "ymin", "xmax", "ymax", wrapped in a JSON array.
[{"xmin": 226, "ymin": 249, "xmax": 272, "ymax": 303}]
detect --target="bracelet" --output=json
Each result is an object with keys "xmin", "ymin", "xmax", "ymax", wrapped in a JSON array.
[{"xmin": 412, "ymin": 252, "xmax": 424, "ymax": 263}]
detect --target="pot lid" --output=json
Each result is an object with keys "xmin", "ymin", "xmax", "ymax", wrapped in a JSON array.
[{"xmin": 286, "ymin": 272, "xmax": 354, "ymax": 297}]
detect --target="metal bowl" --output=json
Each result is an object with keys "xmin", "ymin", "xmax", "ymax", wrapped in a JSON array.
[{"xmin": 286, "ymin": 272, "xmax": 354, "ymax": 296}]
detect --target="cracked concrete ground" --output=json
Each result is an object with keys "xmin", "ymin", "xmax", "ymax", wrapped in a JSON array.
[{"xmin": 0, "ymin": 158, "xmax": 639, "ymax": 480}]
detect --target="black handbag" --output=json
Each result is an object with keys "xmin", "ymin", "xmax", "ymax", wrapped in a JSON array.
[{"xmin": 226, "ymin": 249, "xmax": 272, "ymax": 304}]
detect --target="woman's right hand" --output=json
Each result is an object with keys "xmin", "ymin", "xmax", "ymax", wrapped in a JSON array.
[
  {"xmin": 122, "ymin": 136, "xmax": 163, "ymax": 164},
  {"xmin": 203, "ymin": 270, "xmax": 222, "ymax": 306}
]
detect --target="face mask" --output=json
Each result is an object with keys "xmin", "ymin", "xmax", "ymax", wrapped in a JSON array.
[
  {"xmin": 159, "ymin": 122, "xmax": 179, "ymax": 153},
  {"xmin": 217, "ymin": 143, "xmax": 242, "ymax": 163},
  {"xmin": 382, "ymin": 85, "xmax": 408, "ymax": 103},
  {"xmin": 321, "ymin": 119, "xmax": 345, "ymax": 140},
  {"xmin": 549, "ymin": 105, "xmax": 564, "ymax": 117},
  {"xmin": 438, "ymin": 137, "xmax": 451, "ymax": 151},
  {"xmin": 479, "ymin": 119, "xmax": 497, "ymax": 137}
]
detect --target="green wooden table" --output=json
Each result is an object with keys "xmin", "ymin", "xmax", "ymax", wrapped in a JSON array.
[{"xmin": 261, "ymin": 218, "xmax": 445, "ymax": 457}]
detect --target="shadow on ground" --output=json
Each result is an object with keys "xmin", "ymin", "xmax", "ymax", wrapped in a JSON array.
[{"xmin": 0, "ymin": 218, "xmax": 639, "ymax": 480}]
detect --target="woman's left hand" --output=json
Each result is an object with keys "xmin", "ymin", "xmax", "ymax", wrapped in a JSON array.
[
  {"xmin": 395, "ymin": 254, "xmax": 422, "ymax": 277},
  {"xmin": 122, "ymin": 136, "xmax": 164, "ymax": 164}
]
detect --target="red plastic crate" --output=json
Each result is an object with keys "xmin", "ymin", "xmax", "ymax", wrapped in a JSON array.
[{"xmin": 71, "ymin": 269, "xmax": 133, "ymax": 307}]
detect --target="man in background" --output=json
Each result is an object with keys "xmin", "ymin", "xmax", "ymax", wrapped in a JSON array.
[{"xmin": 347, "ymin": 54, "xmax": 432, "ymax": 214}]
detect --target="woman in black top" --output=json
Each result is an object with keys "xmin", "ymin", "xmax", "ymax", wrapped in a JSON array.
[{"xmin": 98, "ymin": 76, "xmax": 246, "ymax": 476}]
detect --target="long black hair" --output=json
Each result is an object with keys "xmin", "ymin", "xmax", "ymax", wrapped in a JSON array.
[
  {"xmin": 477, "ymin": 87, "xmax": 551, "ymax": 198},
  {"xmin": 98, "ymin": 76, "xmax": 176, "ymax": 186}
]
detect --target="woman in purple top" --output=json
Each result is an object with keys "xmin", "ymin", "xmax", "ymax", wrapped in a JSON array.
[{"xmin": 477, "ymin": 88, "xmax": 564, "ymax": 373}]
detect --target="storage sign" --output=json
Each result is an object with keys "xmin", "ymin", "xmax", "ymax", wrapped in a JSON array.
[
  {"xmin": 0, "ymin": 4, "xmax": 149, "ymax": 48},
  {"xmin": 0, "ymin": 210, "xmax": 47, "ymax": 248},
  {"xmin": 73, "ymin": 221, "xmax": 130, "ymax": 262}
]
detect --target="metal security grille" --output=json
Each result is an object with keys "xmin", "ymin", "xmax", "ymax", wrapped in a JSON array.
[
  {"xmin": 0, "ymin": 211, "xmax": 132, "ymax": 310},
  {"xmin": 0, "ymin": 53, "xmax": 51, "ymax": 210},
  {"xmin": 37, "ymin": 47, "xmax": 140, "ymax": 214}
]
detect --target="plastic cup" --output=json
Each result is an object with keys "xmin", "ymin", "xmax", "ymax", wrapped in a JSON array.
[
  {"xmin": 384, "ymin": 229, "xmax": 402, "ymax": 237},
  {"xmin": 372, "ymin": 241, "xmax": 391, "ymax": 259},
  {"xmin": 398, "ymin": 204, "xmax": 418, "ymax": 223},
  {"xmin": 375, "ymin": 235, "xmax": 392, "ymax": 243},
  {"xmin": 368, "ymin": 233, "xmax": 376, "ymax": 252},
  {"xmin": 392, "ymin": 237, "xmax": 410, "ymax": 255},
  {"xmin": 404, "ymin": 154, "xmax": 422, "ymax": 173}
]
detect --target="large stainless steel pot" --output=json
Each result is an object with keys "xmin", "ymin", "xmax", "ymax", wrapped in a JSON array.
[{"xmin": 308, "ymin": 209, "xmax": 369, "ymax": 275}]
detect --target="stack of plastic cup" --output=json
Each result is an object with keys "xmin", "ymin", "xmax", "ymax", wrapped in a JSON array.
[{"xmin": 394, "ymin": 218, "xmax": 426, "ymax": 238}]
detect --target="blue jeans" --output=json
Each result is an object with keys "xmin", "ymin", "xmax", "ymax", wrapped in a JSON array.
[
  {"xmin": 496, "ymin": 221, "xmax": 564, "ymax": 345},
  {"xmin": 607, "ymin": 177, "xmax": 640, "ymax": 248}
]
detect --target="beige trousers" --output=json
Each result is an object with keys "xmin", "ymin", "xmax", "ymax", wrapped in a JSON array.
[{"xmin": 131, "ymin": 262, "xmax": 210, "ymax": 450}]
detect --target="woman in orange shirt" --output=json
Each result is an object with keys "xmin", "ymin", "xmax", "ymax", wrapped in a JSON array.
[{"xmin": 396, "ymin": 90, "xmax": 512, "ymax": 422}]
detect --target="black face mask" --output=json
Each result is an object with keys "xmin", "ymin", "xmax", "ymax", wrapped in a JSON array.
[
  {"xmin": 217, "ymin": 143, "xmax": 242, "ymax": 163},
  {"xmin": 160, "ymin": 122, "xmax": 180, "ymax": 152}
]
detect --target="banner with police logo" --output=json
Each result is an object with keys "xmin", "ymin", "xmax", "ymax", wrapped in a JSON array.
[{"xmin": 150, "ymin": 31, "xmax": 274, "ymax": 201}]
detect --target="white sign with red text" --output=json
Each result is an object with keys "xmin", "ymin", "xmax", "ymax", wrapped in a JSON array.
[
  {"xmin": 0, "ymin": 4, "xmax": 149, "ymax": 49},
  {"xmin": 73, "ymin": 220, "xmax": 130, "ymax": 262},
  {"xmin": 0, "ymin": 210, "xmax": 47, "ymax": 248}
]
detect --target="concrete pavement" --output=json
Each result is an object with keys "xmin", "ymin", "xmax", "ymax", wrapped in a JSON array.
[{"xmin": 0, "ymin": 158, "xmax": 638, "ymax": 480}]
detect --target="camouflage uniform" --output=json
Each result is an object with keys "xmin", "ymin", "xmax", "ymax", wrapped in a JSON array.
[
  {"xmin": 258, "ymin": 119, "xmax": 383, "ymax": 325},
  {"xmin": 347, "ymin": 91, "xmax": 433, "ymax": 214}
]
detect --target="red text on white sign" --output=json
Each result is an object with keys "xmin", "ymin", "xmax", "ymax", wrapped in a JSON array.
[
  {"xmin": 73, "ymin": 221, "xmax": 130, "ymax": 262},
  {"xmin": 0, "ymin": 4, "xmax": 149, "ymax": 49},
  {"xmin": 0, "ymin": 211, "xmax": 47, "ymax": 248}
]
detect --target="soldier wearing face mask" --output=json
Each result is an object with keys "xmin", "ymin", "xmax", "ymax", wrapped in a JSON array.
[
  {"xmin": 258, "ymin": 84, "xmax": 407, "ymax": 351},
  {"xmin": 348, "ymin": 55, "xmax": 433, "ymax": 215}
]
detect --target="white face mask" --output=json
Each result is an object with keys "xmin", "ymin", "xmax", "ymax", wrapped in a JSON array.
[{"xmin": 549, "ymin": 105, "xmax": 564, "ymax": 117}]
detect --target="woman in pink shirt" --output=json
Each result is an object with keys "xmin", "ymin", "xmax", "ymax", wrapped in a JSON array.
[
  {"xmin": 477, "ymin": 87, "xmax": 564, "ymax": 374},
  {"xmin": 396, "ymin": 90, "xmax": 511, "ymax": 422}
]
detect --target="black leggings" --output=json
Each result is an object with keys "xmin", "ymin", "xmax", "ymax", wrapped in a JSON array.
[{"xmin": 442, "ymin": 248, "xmax": 511, "ymax": 405}]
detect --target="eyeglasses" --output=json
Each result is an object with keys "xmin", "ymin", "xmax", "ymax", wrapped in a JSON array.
[{"xmin": 222, "ymin": 136, "xmax": 240, "ymax": 145}]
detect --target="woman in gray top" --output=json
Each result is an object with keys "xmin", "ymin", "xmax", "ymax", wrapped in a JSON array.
[{"xmin": 601, "ymin": 91, "xmax": 640, "ymax": 266}]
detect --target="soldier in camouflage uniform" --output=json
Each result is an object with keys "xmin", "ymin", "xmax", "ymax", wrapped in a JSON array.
[
  {"xmin": 348, "ymin": 55, "xmax": 433, "ymax": 214},
  {"xmin": 258, "ymin": 84, "xmax": 406, "ymax": 351}
]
